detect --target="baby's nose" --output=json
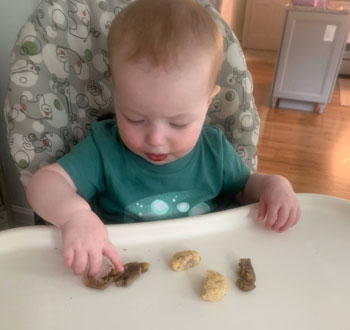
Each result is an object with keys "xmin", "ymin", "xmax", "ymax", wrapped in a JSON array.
[{"xmin": 145, "ymin": 127, "xmax": 166, "ymax": 146}]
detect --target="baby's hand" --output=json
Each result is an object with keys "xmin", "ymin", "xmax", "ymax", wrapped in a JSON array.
[
  {"xmin": 60, "ymin": 210, "xmax": 124, "ymax": 277},
  {"xmin": 257, "ymin": 176, "xmax": 301, "ymax": 232}
]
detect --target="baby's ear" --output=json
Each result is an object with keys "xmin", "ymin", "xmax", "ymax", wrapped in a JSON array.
[{"xmin": 209, "ymin": 85, "xmax": 221, "ymax": 103}]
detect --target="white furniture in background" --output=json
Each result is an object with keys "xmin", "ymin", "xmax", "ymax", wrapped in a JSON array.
[
  {"xmin": 271, "ymin": 4, "xmax": 350, "ymax": 112},
  {"xmin": 332, "ymin": 0, "xmax": 350, "ymax": 75},
  {"xmin": 339, "ymin": 43, "xmax": 350, "ymax": 74}
]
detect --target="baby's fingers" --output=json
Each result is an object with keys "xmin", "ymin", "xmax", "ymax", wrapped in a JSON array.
[
  {"xmin": 257, "ymin": 200, "xmax": 267, "ymax": 222},
  {"xmin": 279, "ymin": 206, "xmax": 301, "ymax": 232},
  {"xmin": 63, "ymin": 247, "xmax": 74, "ymax": 269},
  {"xmin": 264, "ymin": 205, "xmax": 279, "ymax": 229},
  {"xmin": 103, "ymin": 243, "xmax": 124, "ymax": 272},
  {"xmin": 272, "ymin": 207, "xmax": 289, "ymax": 232},
  {"xmin": 87, "ymin": 250, "xmax": 103, "ymax": 278},
  {"xmin": 72, "ymin": 248, "xmax": 88, "ymax": 275}
]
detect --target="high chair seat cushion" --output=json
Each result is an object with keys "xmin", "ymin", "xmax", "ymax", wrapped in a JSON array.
[{"xmin": 3, "ymin": 0, "xmax": 259, "ymax": 188}]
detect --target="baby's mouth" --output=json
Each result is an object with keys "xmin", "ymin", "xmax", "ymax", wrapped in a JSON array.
[{"xmin": 146, "ymin": 153, "xmax": 168, "ymax": 162}]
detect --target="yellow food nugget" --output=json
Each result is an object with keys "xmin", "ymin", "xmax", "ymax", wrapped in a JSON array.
[
  {"xmin": 171, "ymin": 250, "xmax": 202, "ymax": 271},
  {"xmin": 202, "ymin": 270, "xmax": 228, "ymax": 302}
]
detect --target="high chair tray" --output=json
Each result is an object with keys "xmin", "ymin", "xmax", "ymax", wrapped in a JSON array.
[{"xmin": 0, "ymin": 193, "xmax": 349, "ymax": 330}]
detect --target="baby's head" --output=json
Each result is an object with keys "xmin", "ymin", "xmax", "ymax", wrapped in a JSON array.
[{"xmin": 108, "ymin": 0, "xmax": 224, "ymax": 164}]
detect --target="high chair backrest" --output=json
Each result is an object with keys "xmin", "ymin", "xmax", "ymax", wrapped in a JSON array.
[{"xmin": 3, "ymin": 0, "xmax": 259, "ymax": 188}]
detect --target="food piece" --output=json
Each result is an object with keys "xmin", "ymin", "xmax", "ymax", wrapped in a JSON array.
[
  {"xmin": 113, "ymin": 262, "xmax": 150, "ymax": 287},
  {"xmin": 84, "ymin": 276, "xmax": 114, "ymax": 289},
  {"xmin": 202, "ymin": 270, "xmax": 228, "ymax": 302},
  {"xmin": 171, "ymin": 250, "xmax": 202, "ymax": 271},
  {"xmin": 85, "ymin": 262, "xmax": 150, "ymax": 289},
  {"xmin": 237, "ymin": 258, "xmax": 256, "ymax": 291}
]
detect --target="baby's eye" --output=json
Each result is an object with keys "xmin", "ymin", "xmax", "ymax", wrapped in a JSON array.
[
  {"xmin": 126, "ymin": 118, "xmax": 144, "ymax": 124},
  {"xmin": 170, "ymin": 123, "xmax": 188, "ymax": 129}
]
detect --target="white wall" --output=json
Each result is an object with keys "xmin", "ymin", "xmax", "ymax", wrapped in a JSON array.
[{"xmin": 0, "ymin": 0, "xmax": 41, "ymax": 218}]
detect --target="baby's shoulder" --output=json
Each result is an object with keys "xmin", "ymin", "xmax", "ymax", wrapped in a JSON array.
[{"xmin": 89, "ymin": 119, "xmax": 120, "ymax": 148}]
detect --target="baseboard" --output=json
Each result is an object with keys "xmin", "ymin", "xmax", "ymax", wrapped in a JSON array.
[{"xmin": 12, "ymin": 205, "xmax": 35, "ymax": 226}]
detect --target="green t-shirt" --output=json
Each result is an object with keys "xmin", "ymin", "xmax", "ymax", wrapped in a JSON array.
[{"xmin": 58, "ymin": 120, "xmax": 250, "ymax": 223}]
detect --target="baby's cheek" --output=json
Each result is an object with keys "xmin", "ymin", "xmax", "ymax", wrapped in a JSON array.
[
  {"xmin": 176, "ymin": 132, "xmax": 200, "ymax": 154},
  {"xmin": 119, "ymin": 127, "xmax": 142, "ymax": 152},
  {"xmin": 126, "ymin": 136, "xmax": 143, "ymax": 152}
]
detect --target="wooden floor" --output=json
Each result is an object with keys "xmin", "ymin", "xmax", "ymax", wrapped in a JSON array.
[{"xmin": 247, "ymin": 59, "xmax": 350, "ymax": 200}]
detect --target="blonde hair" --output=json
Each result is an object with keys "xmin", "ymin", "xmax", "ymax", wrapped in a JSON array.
[{"xmin": 108, "ymin": 0, "xmax": 224, "ymax": 87}]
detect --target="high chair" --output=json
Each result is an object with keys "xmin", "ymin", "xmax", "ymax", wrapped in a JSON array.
[{"xmin": 3, "ymin": 0, "xmax": 260, "ymax": 224}]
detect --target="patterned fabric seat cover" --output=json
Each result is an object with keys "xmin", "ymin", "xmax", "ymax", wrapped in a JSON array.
[{"xmin": 3, "ymin": 0, "xmax": 259, "ymax": 187}]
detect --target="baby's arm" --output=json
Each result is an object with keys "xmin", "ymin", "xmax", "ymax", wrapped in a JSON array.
[
  {"xmin": 26, "ymin": 163, "xmax": 124, "ymax": 276},
  {"xmin": 239, "ymin": 173, "xmax": 301, "ymax": 232}
]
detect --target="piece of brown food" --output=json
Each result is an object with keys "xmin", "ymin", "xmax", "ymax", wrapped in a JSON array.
[
  {"xmin": 84, "ymin": 276, "xmax": 114, "ymax": 289},
  {"xmin": 237, "ymin": 258, "xmax": 256, "ymax": 291},
  {"xmin": 85, "ymin": 262, "xmax": 150, "ymax": 289},
  {"xmin": 113, "ymin": 262, "xmax": 150, "ymax": 287}
]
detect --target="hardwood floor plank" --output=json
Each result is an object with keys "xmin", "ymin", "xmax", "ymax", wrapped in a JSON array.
[{"xmin": 247, "ymin": 60, "xmax": 350, "ymax": 200}]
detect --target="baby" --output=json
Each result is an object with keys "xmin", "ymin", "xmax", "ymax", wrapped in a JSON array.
[{"xmin": 26, "ymin": 0, "xmax": 300, "ymax": 277}]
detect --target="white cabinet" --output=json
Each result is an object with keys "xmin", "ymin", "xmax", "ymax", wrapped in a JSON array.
[{"xmin": 271, "ymin": 5, "xmax": 350, "ymax": 112}]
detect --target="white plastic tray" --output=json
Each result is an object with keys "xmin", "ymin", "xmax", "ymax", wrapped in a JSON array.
[{"xmin": 0, "ymin": 193, "xmax": 349, "ymax": 330}]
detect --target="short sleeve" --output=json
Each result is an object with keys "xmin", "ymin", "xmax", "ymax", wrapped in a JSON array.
[
  {"xmin": 221, "ymin": 133, "xmax": 251, "ymax": 195},
  {"xmin": 57, "ymin": 133, "xmax": 105, "ymax": 200}
]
